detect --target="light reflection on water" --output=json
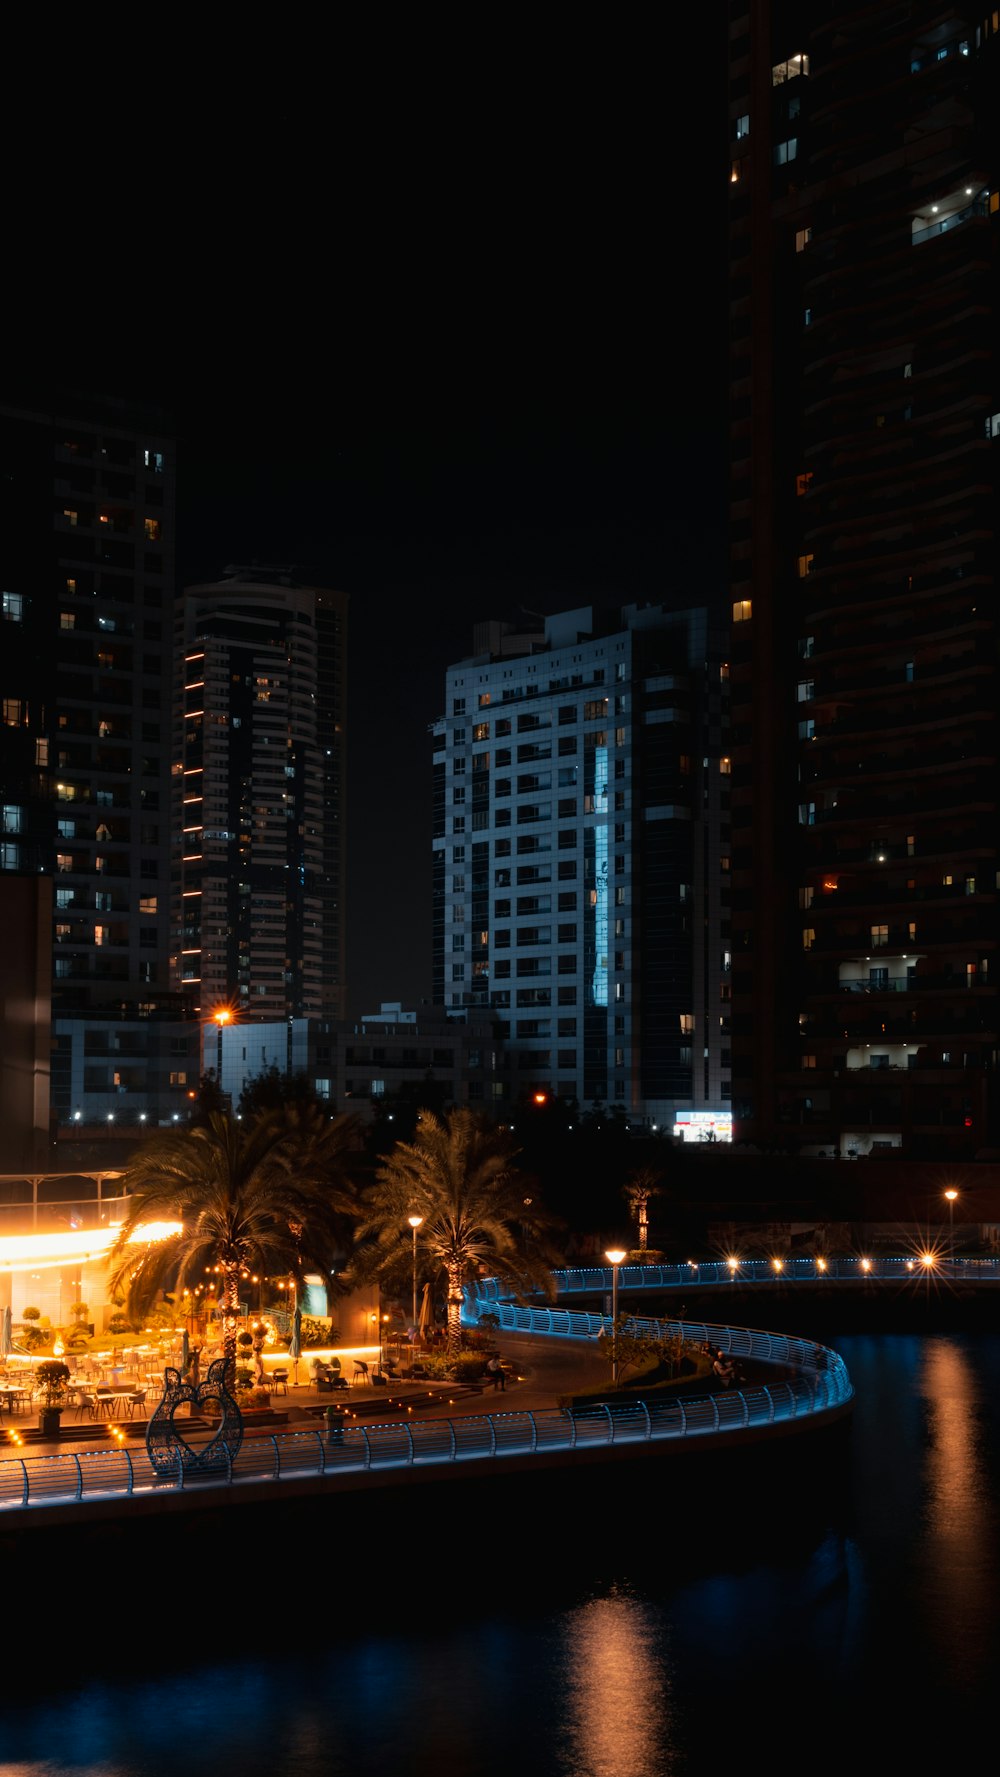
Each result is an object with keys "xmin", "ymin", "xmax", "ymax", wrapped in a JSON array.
[
  {"xmin": 555, "ymin": 1588, "xmax": 675, "ymax": 1777},
  {"xmin": 2, "ymin": 1332, "xmax": 1000, "ymax": 1776}
]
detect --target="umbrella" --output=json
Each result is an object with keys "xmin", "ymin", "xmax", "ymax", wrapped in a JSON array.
[
  {"xmin": 1, "ymin": 1305, "xmax": 11, "ymax": 1359},
  {"xmin": 418, "ymin": 1280, "xmax": 435, "ymax": 1344},
  {"xmin": 289, "ymin": 1305, "xmax": 302, "ymax": 1386}
]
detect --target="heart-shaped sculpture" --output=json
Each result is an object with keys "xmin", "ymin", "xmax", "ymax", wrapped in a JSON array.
[{"xmin": 146, "ymin": 1359, "xmax": 244, "ymax": 1474}]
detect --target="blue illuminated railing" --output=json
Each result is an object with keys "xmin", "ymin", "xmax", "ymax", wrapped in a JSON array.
[
  {"xmin": 469, "ymin": 1253, "xmax": 1000, "ymax": 1302},
  {"xmin": 0, "ymin": 1307, "xmax": 851, "ymax": 1516}
]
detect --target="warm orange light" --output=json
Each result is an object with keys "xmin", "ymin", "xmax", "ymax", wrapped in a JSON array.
[
  {"xmin": 944, "ymin": 1189, "xmax": 958, "ymax": 1202},
  {"xmin": 772, "ymin": 1257, "xmax": 784, "ymax": 1272},
  {"xmin": 861, "ymin": 1258, "xmax": 871, "ymax": 1272},
  {"xmin": 817, "ymin": 1257, "xmax": 827, "ymax": 1272},
  {"xmin": 213, "ymin": 1008, "xmax": 232, "ymax": 1027},
  {"xmin": 605, "ymin": 1248, "xmax": 627, "ymax": 1266}
]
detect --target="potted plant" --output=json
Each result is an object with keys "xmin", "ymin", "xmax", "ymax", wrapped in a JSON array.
[
  {"xmin": 35, "ymin": 1359, "xmax": 71, "ymax": 1438},
  {"xmin": 20, "ymin": 1306, "xmax": 46, "ymax": 1353}
]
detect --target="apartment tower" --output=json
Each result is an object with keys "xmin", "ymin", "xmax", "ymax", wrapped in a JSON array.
[
  {"xmin": 172, "ymin": 567, "xmax": 348, "ymax": 1033},
  {"xmin": 433, "ymin": 604, "xmax": 730, "ymax": 1130},
  {"xmin": 727, "ymin": 4, "xmax": 1000, "ymax": 1157},
  {"xmin": 0, "ymin": 389, "xmax": 189, "ymax": 1134}
]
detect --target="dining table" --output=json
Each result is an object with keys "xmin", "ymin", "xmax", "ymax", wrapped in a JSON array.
[
  {"xmin": 75, "ymin": 1386, "xmax": 147, "ymax": 1421},
  {"xmin": 0, "ymin": 1382, "xmax": 30, "ymax": 1416}
]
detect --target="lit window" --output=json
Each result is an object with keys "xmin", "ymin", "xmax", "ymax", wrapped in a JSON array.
[
  {"xmin": 63, "ymin": 509, "xmax": 78, "ymax": 527},
  {"xmin": 987, "ymin": 413, "xmax": 1000, "ymax": 439},
  {"xmin": 139, "ymin": 896, "xmax": 158, "ymax": 913},
  {"xmin": 802, "ymin": 1055, "xmax": 816, "ymax": 1069},
  {"xmin": 802, "ymin": 928, "xmax": 816, "ymax": 950},
  {"xmin": 35, "ymin": 739, "xmax": 48, "ymax": 765},
  {"xmin": 796, "ymin": 472, "xmax": 813, "ymax": 495},
  {"xmin": 795, "ymin": 227, "xmax": 812, "ymax": 252},
  {"xmin": 2, "ymin": 805, "xmax": 22, "ymax": 832},
  {"xmin": 144, "ymin": 449, "xmax": 164, "ymax": 472},
  {"xmin": 773, "ymin": 138, "xmax": 798, "ymax": 165},
  {"xmin": 2, "ymin": 842, "xmax": 21, "ymax": 869},
  {"xmin": 871, "ymin": 925, "xmax": 889, "ymax": 948},
  {"xmin": 732, "ymin": 599, "xmax": 752, "ymax": 622},
  {"xmin": 797, "ymin": 554, "xmax": 814, "ymax": 577},
  {"xmin": 2, "ymin": 591, "xmax": 23, "ymax": 622},
  {"xmin": 720, "ymin": 757, "xmax": 731, "ymax": 775},
  {"xmin": 144, "ymin": 517, "xmax": 161, "ymax": 542},
  {"xmin": 3, "ymin": 699, "xmax": 24, "ymax": 726},
  {"xmin": 734, "ymin": 114, "xmax": 750, "ymax": 139},
  {"xmin": 772, "ymin": 54, "xmax": 809, "ymax": 82},
  {"xmin": 60, "ymin": 611, "xmax": 75, "ymax": 630}
]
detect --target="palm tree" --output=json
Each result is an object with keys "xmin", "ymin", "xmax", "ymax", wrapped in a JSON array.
[
  {"xmin": 355, "ymin": 1108, "xmax": 563, "ymax": 1352},
  {"xmin": 107, "ymin": 1108, "xmax": 364, "ymax": 1379},
  {"xmin": 622, "ymin": 1166, "xmax": 663, "ymax": 1252}
]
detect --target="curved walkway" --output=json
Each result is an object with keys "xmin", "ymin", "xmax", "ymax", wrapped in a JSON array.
[{"xmin": 0, "ymin": 1301, "xmax": 851, "ymax": 1522}]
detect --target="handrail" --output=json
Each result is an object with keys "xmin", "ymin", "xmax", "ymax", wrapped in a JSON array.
[
  {"xmin": 0, "ymin": 1305, "xmax": 851, "ymax": 1518},
  {"xmin": 467, "ymin": 1253, "xmax": 993, "ymax": 1302}
]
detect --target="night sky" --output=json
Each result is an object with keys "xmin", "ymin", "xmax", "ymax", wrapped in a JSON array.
[{"xmin": 23, "ymin": 22, "xmax": 729, "ymax": 1018}]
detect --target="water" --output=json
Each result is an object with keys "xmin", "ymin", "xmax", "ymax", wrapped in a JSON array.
[{"xmin": 2, "ymin": 1327, "xmax": 998, "ymax": 1776}]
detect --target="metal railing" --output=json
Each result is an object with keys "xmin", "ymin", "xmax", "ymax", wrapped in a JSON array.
[
  {"xmin": 0, "ymin": 1310, "xmax": 851, "ymax": 1516},
  {"xmin": 470, "ymin": 1254, "xmax": 999, "ymax": 1299}
]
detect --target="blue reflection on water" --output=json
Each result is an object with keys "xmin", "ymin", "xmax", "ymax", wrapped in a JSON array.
[{"xmin": 3, "ymin": 1332, "xmax": 1000, "ymax": 1777}]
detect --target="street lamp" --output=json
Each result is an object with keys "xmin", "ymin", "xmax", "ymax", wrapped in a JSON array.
[
  {"xmin": 945, "ymin": 1188, "xmax": 958, "ymax": 1269},
  {"xmin": 212, "ymin": 1007, "xmax": 232, "ymax": 1100},
  {"xmin": 606, "ymin": 1247, "xmax": 626, "ymax": 1385},
  {"xmin": 408, "ymin": 1215, "xmax": 424, "ymax": 1330}
]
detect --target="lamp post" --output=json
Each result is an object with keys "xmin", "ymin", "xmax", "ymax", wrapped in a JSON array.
[
  {"xmin": 606, "ymin": 1247, "xmax": 626, "ymax": 1385},
  {"xmin": 212, "ymin": 1007, "xmax": 231, "ymax": 1102},
  {"xmin": 408, "ymin": 1215, "xmax": 424, "ymax": 1330},
  {"xmin": 945, "ymin": 1188, "xmax": 958, "ymax": 1270}
]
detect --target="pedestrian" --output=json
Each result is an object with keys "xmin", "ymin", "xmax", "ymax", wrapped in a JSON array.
[{"xmin": 486, "ymin": 1353, "xmax": 506, "ymax": 1392}]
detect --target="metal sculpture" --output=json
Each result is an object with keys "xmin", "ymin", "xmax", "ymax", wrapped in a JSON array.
[{"xmin": 145, "ymin": 1357, "xmax": 244, "ymax": 1475}]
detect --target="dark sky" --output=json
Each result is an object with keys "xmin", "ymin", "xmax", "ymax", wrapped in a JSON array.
[{"xmin": 27, "ymin": 23, "xmax": 729, "ymax": 1018}]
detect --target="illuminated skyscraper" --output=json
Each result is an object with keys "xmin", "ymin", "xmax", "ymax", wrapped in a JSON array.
[
  {"xmin": 0, "ymin": 389, "xmax": 193, "ymax": 1134},
  {"xmin": 433, "ymin": 604, "xmax": 730, "ymax": 1131},
  {"xmin": 172, "ymin": 566, "xmax": 348, "ymax": 1026},
  {"xmin": 727, "ymin": 4, "xmax": 1000, "ymax": 1157}
]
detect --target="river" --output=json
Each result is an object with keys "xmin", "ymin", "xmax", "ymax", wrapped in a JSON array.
[{"xmin": 2, "ymin": 1317, "xmax": 997, "ymax": 1777}]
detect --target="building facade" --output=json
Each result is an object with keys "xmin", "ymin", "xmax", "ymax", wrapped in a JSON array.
[
  {"xmin": 0, "ymin": 389, "xmax": 196, "ymax": 1134},
  {"xmin": 171, "ymin": 567, "xmax": 348, "ymax": 1026},
  {"xmin": 209, "ymin": 1003, "xmax": 506, "ymax": 1122},
  {"xmin": 432, "ymin": 604, "xmax": 730, "ymax": 1129},
  {"xmin": 727, "ymin": 4, "xmax": 1000, "ymax": 1157}
]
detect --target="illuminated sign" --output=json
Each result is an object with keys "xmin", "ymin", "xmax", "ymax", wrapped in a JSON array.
[{"xmin": 672, "ymin": 1111, "xmax": 733, "ymax": 1144}]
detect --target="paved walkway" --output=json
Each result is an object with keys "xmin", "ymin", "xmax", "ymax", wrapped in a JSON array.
[{"xmin": 3, "ymin": 1335, "xmax": 613, "ymax": 1459}]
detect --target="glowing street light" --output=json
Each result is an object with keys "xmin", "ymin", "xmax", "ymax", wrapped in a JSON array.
[
  {"xmin": 945, "ymin": 1189, "xmax": 958, "ymax": 1268},
  {"xmin": 407, "ymin": 1215, "xmax": 424, "ymax": 1330},
  {"xmin": 606, "ymin": 1248, "xmax": 626, "ymax": 1385},
  {"xmin": 212, "ymin": 1006, "xmax": 232, "ymax": 1096}
]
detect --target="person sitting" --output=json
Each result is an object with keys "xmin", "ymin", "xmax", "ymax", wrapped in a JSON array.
[{"xmin": 713, "ymin": 1351, "xmax": 735, "ymax": 1387}]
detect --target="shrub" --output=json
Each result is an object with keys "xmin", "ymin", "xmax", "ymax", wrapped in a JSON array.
[
  {"xmin": 245, "ymin": 1387, "xmax": 271, "ymax": 1409},
  {"xmin": 236, "ymin": 1331, "xmax": 254, "ymax": 1351},
  {"xmin": 21, "ymin": 1306, "xmax": 40, "ymax": 1322},
  {"xmin": 36, "ymin": 1360, "xmax": 71, "ymax": 1406},
  {"xmin": 233, "ymin": 1363, "xmax": 254, "ymax": 1393},
  {"xmin": 450, "ymin": 1353, "xmax": 488, "ymax": 1382},
  {"xmin": 107, "ymin": 1313, "xmax": 131, "ymax": 1335}
]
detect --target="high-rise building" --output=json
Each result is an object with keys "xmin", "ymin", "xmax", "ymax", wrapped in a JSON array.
[
  {"xmin": 0, "ymin": 389, "xmax": 197, "ymax": 1137},
  {"xmin": 728, "ymin": 5, "xmax": 1000, "ymax": 1158},
  {"xmin": 172, "ymin": 566, "xmax": 348, "ymax": 1031},
  {"xmin": 433, "ymin": 604, "xmax": 730, "ymax": 1130}
]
